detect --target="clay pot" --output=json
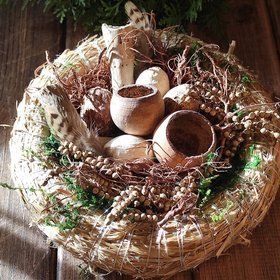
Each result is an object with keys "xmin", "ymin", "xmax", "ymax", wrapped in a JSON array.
[
  {"xmin": 153, "ymin": 110, "xmax": 216, "ymax": 168},
  {"xmin": 110, "ymin": 84, "xmax": 164, "ymax": 136},
  {"xmin": 104, "ymin": 135, "xmax": 154, "ymax": 160},
  {"xmin": 164, "ymin": 84, "xmax": 200, "ymax": 115}
]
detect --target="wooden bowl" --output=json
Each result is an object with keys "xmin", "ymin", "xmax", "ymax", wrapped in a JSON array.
[
  {"xmin": 110, "ymin": 84, "xmax": 164, "ymax": 136},
  {"xmin": 153, "ymin": 110, "xmax": 216, "ymax": 168}
]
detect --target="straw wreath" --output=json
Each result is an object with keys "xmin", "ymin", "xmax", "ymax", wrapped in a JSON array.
[{"xmin": 9, "ymin": 4, "xmax": 280, "ymax": 279}]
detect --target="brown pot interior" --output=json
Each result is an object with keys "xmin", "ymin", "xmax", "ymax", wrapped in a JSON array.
[
  {"xmin": 118, "ymin": 85, "xmax": 153, "ymax": 98},
  {"xmin": 167, "ymin": 111, "xmax": 214, "ymax": 157}
]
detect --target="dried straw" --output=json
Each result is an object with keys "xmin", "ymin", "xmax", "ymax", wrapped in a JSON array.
[{"xmin": 9, "ymin": 34, "xmax": 280, "ymax": 279}]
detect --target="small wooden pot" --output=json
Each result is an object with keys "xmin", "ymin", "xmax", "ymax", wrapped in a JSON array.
[
  {"xmin": 153, "ymin": 110, "xmax": 216, "ymax": 168},
  {"xmin": 110, "ymin": 84, "xmax": 164, "ymax": 136}
]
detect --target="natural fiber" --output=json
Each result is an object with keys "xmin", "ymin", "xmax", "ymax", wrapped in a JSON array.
[{"xmin": 10, "ymin": 33, "xmax": 280, "ymax": 279}]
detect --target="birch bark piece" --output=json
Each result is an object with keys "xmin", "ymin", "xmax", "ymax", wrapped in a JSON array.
[{"xmin": 102, "ymin": 23, "xmax": 135, "ymax": 93}]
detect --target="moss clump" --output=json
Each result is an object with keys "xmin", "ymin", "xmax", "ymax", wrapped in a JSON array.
[
  {"xmin": 41, "ymin": 133, "xmax": 70, "ymax": 166},
  {"xmin": 198, "ymin": 145, "xmax": 261, "ymax": 207},
  {"xmin": 64, "ymin": 173, "xmax": 112, "ymax": 210}
]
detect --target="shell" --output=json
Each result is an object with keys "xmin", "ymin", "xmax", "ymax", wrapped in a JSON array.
[
  {"xmin": 110, "ymin": 84, "xmax": 164, "ymax": 136},
  {"xmin": 153, "ymin": 110, "xmax": 216, "ymax": 168},
  {"xmin": 104, "ymin": 135, "xmax": 154, "ymax": 160},
  {"xmin": 136, "ymin": 67, "xmax": 170, "ymax": 97},
  {"xmin": 164, "ymin": 84, "xmax": 200, "ymax": 115}
]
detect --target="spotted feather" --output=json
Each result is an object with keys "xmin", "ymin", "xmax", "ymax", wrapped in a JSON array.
[
  {"xmin": 125, "ymin": 1, "xmax": 150, "ymax": 31},
  {"xmin": 40, "ymin": 85, "xmax": 104, "ymax": 155}
]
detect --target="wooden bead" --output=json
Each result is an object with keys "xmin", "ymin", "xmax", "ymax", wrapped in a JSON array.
[
  {"xmin": 225, "ymin": 150, "xmax": 231, "ymax": 157},
  {"xmin": 96, "ymin": 162, "xmax": 103, "ymax": 169},
  {"xmin": 131, "ymin": 190, "xmax": 139, "ymax": 198},
  {"xmin": 147, "ymin": 215, "xmax": 152, "ymax": 221},
  {"xmin": 134, "ymin": 213, "xmax": 140, "ymax": 221},
  {"xmin": 260, "ymin": 128, "xmax": 267, "ymax": 134},
  {"xmin": 238, "ymin": 136, "xmax": 244, "ymax": 142},
  {"xmin": 82, "ymin": 151, "xmax": 88, "ymax": 157},
  {"xmin": 200, "ymin": 104, "xmax": 206, "ymax": 110},
  {"xmin": 189, "ymin": 182, "xmax": 197, "ymax": 191},
  {"xmin": 248, "ymin": 112, "xmax": 256, "ymax": 119},
  {"xmin": 180, "ymin": 187, "xmax": 187, "ymax": 193},
  {"xmin": 141, "ymin": 213, "xmax": 147, "ymax": 220},
  {"xmin": 212, "ymin": 87, "xmax": 218, "ymax": 93},
  {"xmin": 144, "ymin": 200, "xmax": 151, "ymax": 206},
  {"xmin": 152, "ymin": 215, "xmax": 158, "ymax": 222},
  {"xmin": 58, "ymin": 145, "xmax": 64, "ymax": 152},
  {"xmin": 244, "ymin": 121, "xmax": 252, "ymax": 129},
  {"xmin": 159, "ymin": 193, "xmax": 167, "ymax": 199},
  {"xmin": 210, "ymin": 110, "xmax": 216, "ymax": 116},
  {"xmin": 224, "ymin": 131, "xmax": 230, "ymax": 138},
  {"xmin": 273, "ymin": 132, "xmax": 280, "ymax": 139},
  {"xmin": 150, "ymin": 187, "xmax": 156, "ymax": 194},
  {"xmin": 85, "ymin": 157, "xmax": 93, "ymax": 163},
  {"xmin": 232, "ymin": 140, "xmax": 239, "ymax": 147},
  {"xmin": 158, "ymin": 202, "xmax": 164, "ymax": 209},
  {"xmin": 205, "ymin": 107, "xmax": 211, "ymax": 113},
  {"xmin": 105, "ymin": 169, "xmax": 113, "ymax": 175},
  {"xmin": 134, "ymin": 200, "xmax": 140, "ymax": 207},
  {"xmin": 74, "ymin": 151, "xmax": 82, "ymax": 159}
]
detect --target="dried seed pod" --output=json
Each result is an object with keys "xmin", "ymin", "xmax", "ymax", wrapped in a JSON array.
[
  {"xmin": 164, "ymin": 84, "xmax": 200, "ymax": 115},
  {"xmin": 104, "ymin": 135, "xmax": 154, "ymax": 160},
  {"xmin": 136, "ymin": 66, "xmax": 170, "ymax": 97}
]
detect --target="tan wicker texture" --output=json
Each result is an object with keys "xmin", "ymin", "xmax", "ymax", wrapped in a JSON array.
[{"xmin": 10, "ymin": 35, "xmax": 280, "ymax": 279}]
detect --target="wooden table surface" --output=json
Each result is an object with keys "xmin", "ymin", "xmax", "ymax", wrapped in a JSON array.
[{"xmin": 0, "ymin": 1, "xmax": 280, "ymax": 279}]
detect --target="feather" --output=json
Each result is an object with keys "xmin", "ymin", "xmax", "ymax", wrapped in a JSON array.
[
  {"xmin": 40, "ymin": 85, "xmax": 104, "ymax": 155},
  {"xmin": 125, "ymin": 1, "xmax": 150, "ymax": 31}
]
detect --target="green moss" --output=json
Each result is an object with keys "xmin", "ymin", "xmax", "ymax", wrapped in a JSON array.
[
  {"xmin": 41, "ymin": 133, "xmax": 61, "ymax": 158},
  {"xmin": 241, "ymin": 73, "xmax": 254, "ymax": 84},
  {"xmin": 41, "ymin": 133, "xmax": 70, "ymax": 166},
  {"xmin": 198, "ymin": 145, "xmax": 261, "ymax": 207},
  {"xmin": 44, "ymin": 202, "xmax": 80, "ymax": 231},
  {"xmin": 244, "ymin": 144, "xmax": 261, "ymax": 170},
  {"xmin": 64, "ymin": 173, "xmax": 112, "ymax": 210},
  {"xmin": 43, "ymin": 174, "xmax": 113, "ymax": 231},
  {"xmin": 210, "ymin": 201, "xmax": 234, "ymax": 223}
]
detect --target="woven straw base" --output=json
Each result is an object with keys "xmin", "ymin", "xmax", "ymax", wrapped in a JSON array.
[{"xmin": 9, "ymin": 35, "xmax": 280, "ymax": 279}]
